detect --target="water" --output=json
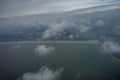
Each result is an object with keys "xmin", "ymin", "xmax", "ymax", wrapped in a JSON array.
[{"xmin": 0, "ymin": 42, "xmax": 120, "ymax": 80}]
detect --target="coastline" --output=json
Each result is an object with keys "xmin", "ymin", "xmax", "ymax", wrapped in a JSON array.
[{"xmin": 0, "ymin": 40, "xmax": 100, "ymax": 44}]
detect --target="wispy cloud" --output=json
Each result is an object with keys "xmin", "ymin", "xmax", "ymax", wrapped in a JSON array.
[
  {"xmin": 17, "ymin": 66, "xmax": 63, "ymax": 80},
  {"xmin": 0, "ymin": 0, "xmax": 120, "ymax": 17}
]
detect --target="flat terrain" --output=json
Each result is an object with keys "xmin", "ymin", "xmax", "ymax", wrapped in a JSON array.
[{"xmin": 0, "ymin": 40, "xmax": 100, "ymax": 44}]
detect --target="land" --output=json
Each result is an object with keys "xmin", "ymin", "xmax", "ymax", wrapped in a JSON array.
[{"xmin": 0, "ymin": 40, "xmax": 100, "ymax": 44}]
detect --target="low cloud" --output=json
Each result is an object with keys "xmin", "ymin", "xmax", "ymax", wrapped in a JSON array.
[
  {"xmin": 95, "ymin": 20, "xmax": 104, "ymax": 27},
  {"xmin": 113, "ymin": 23, "xmax": 120, "ymax": 31},
  {"xmin": 69, "ymin": 34, "xmax": 74, "ymax": 39},
  {"xmin": 42, "ymin": 21, "xmax": 75, "ymax": 38},
  {"xmin": 42, "ymin": 21, "xmax": 92, "ymax": 38},
  {"xmin": 78, "ymin": 25, "xmax": 91, "ymax": 33},
  {"xmin": 34, "ymin": 45, "xmax": 55, "ymax": 56},
  {"xmin": 12, "ymin": 44, "xmax": 21, "ymax": 50},
  {"xmin": 100, "ymin": 41, "xmax": 120, "ymax": 54},
  {"xmin": 74, "ymin": 73, "xmax": 81, "ymax": 80},
  {"xmin": 17, "ymin": 66, "xmax": 63, "ymax": 80}
]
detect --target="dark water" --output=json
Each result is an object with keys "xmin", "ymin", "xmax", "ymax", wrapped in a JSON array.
[{"xmin": 0, "ymin": 42, "xmax": 120, "ymax": 80}]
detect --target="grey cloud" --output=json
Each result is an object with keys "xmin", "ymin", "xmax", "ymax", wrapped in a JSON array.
[
  {"xmin": 69, "ymin": 34, "xmax": 74, "ymax": 39},
  {"xmin": 17, "ymin": 66, "xmax": 63, "ymax": 80},
  {"xmin": 95, "ymin": 20, "xmax": 104, "ymax": 27},
  {"xmin": 78, "ymin": 25, "xmax": 91, "ymax": 33},
  {"xmin": 0, "ymin": 0, "xmax": 120, "ymax": 17},
  {"xmin": 73, "ymin": 4, "xmax": 120, "ymax": 15},
  {"xmin": 113, "ymin": 23, "xmax": 120, "ymax": 31}
]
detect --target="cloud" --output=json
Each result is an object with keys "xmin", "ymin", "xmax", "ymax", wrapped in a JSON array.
[
  {"xmin": 34, "ymin": 45, "xmax": 55, "ymax": 56},
  {"xmin": 42, "ymin": 21, "xmax": 75, "ymax": 38},
  {"xmin": 113, "ymin": 23, "xmax": 120, "ymax": 31},
  {"xmin": 74, "ymin": 73, "xmax": 81, "ymax": 80},
  {"xmin": 78, "ymin": 25, "xmax": 91, "ymax": 33},
  {"xmin": 100, "ymin": 41, "xmax": 120, "ymax": 54},
  {"xmin": 95, "ymin": 20, "xmax": 104, "ymax": 27},
  {"xmin": 41, "ymin": 21, "xmax": 92, "ymax": 38},
  {"xmin": 17, "ymin": 66, "xmax": 63, "ymax": 80},
  {"xmin": 12, "ymin": 44, "xmax": 21, "ymax": 50},
  {"xmin": 1, "ymin": 0, "xmax": 120, "ymax": 17},
  {"xmin": 69, "ymin": 34, "xmax": 74, "ymax": 39},
  {"xmin": 73, "ymin": 4, "xmax": 120, "ymax": 15}
]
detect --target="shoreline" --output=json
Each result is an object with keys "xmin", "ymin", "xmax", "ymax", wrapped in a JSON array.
[{"xmin": 0, "ymin": 40, "xmax": 100, "ymax": 44}]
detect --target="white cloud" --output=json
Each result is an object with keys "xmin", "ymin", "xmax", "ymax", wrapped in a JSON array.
[
  {"xmin": 100, "ymin": 41, "xmax": 120, "ymax": 54},
  {"xmin": 41, "ymin": 21, "xmax": 92, "ymax": 38},
  {"xmin": 34, "ymin": 45, "xmax": 55, "ymax": 56},
  {"xmin": 78, "ymin": 25, "xmax": 91, "ymax": 33},
  {"xmin": 42, "ymin": 21, "xmax": 75, "ymax": 38},
  {"xmin": 17, "ymin": 66, "xmax": 63, "ymax": 80},
  {"xmin": 95, "ymin": 20, "xmax": 104, "ymax": 27}
]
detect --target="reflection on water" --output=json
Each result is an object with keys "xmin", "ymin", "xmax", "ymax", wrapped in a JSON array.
[{"xmin": 0, "ymin": 42, "xmax": 120, "ymax": 80}]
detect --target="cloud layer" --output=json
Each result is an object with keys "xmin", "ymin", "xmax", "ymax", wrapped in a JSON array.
[
  {"xmin": 0, "ymin": 0, "xmax": 120, "ymax": 17},
  {"xmin": 34, "ymin": 45, "xmax": 55, "ymax": 56},
  {"xmin": 17, "ymin": 66, "xmax": 63, "ymax": 80},
  {"xmin": 100, "ymin": 41, "xmax": 120, "ymax": 54}
]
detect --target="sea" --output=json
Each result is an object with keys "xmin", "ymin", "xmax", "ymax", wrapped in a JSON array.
[{"xmin": 0, "ymin": 41, "xmax": 120, "ymax": 80}]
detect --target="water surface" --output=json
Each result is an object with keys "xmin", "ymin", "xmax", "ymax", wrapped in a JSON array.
[{"xmin": 0, "ymin": 42, "xmax": 120, "ymax": 80}]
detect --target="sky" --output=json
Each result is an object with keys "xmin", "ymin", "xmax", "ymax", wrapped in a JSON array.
[{"xmin": 0, "ymin": 0, "xmax": 120, "ymax": 17}]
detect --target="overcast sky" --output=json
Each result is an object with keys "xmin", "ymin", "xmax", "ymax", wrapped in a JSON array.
[{"xmin": 0, "ymin": 0, "xmax": 120, "ymax": 17}]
